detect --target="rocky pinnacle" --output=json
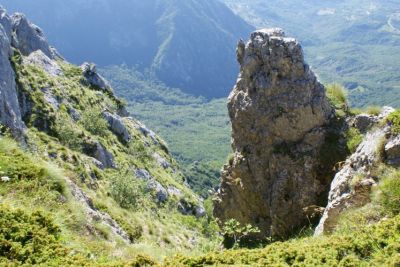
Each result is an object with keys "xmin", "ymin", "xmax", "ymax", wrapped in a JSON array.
[{"xmin": 214, "ymin": 28, "xmax": 334, "ymax": 239}]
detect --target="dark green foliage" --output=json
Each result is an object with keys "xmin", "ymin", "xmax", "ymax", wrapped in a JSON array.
[
  {"xmin": 185, "ymin": 161, "xmax": 221, "ymax": 198},
  {"xmin": 54, "ymin": 112, "xmax": 83, "ymax": 151},
  {"xmin": 164, "ymin": 214, "xmax": 400, "ymax": 266},
  {"xmin": 0, "ymin": 207, "xmax": 66, "ymax": 265}
]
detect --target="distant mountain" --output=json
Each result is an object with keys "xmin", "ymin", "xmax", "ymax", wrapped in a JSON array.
[
  {"xmin": 223, "ymin": 0, "xmax": 400, "ymax": 107},
  {"xmin": 1, "ymin": 0, "xmax": 253, "ymax": 98}
]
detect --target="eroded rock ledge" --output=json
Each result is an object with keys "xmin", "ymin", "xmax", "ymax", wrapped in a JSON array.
[{"xmin": 214, "ymin": 28, "xmax": 334, "ymax": 238}]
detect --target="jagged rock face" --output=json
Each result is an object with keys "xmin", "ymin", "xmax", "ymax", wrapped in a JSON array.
[
  {"xmin": 0, "ymin": 9, "xmax": 25, "ymax": 137},
  {"xmin": 214, "ymin": 28, "xmax": 333, "ymax": 238},
  {"xmin": 315, "ymin": 108, "xmax": 394, "ymax": 235},
  {"xmin": 11, "ymin": 13, "xmax": 54, "ymax": 59}
]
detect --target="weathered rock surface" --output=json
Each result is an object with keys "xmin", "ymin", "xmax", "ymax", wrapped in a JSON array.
[
  {"xmin": 0, "ymin": 7, "xmax": 12, "ymax": 40},
  {"xmin": 103, "ymin": 111, "xmax": 131, "ymax": 143},
  {"xmin": 315, "ymin": 108, "xmax": 395, "ymax": 235},
  {"xmin": 81, "ymin": 63, "xmax": 112, "ymax": 92},
  {"xmin": 23, "ymin": 50, "xmax": 62, "ymax": 76},
  {"xmin": 85, "ymin": 141, "xmax": 115, "ymax": 169},
  {"xmin": 153, "ymin": 152, "xmax": 171, "ymax": 169},
  {"xmin": 385, "ymin": 134, "xmax": 400, "ymax": 166},
  {"xmin": 135, "ymin": 168, "xmax": 168, "ymax": 202},
  {"xmin": 0, "ymin": 10, "xmax": 25, "ymax": 137},
  {"xmin": 350, "ymin": 114, "xmax": 378, "ymax": 133},
  {"xmin": 11, "ymin": 13, "xmax": 54, "ymax": 59},
  {"xmin": 214, "ymin": 28, "xmax": 334, "ymax": 238}
]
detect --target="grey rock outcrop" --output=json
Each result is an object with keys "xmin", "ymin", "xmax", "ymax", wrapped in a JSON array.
[
  {"xmin": 0, "ymin": 7, "xmax": 12, "ymax": 40},
  {"xmin": 23, "ymin": 50, "xmax": 62, "ymax": 76},
  {"xmin": 385, "ymin": 135, "xmax": 400, "ymax": 166},
  {"xmin": 178, "ymin": 199, "xmax": 206, "ymax": 218},
  {"xmin": 135, "ymin": 169, "xmax": 152, "ymax": 181},
  {"xmin": 11, "ymin": 13, "xmax": 54, "ymax": 59},
  {"xmin": 0, "ymin": 12, "xmax": 25, "ymax": 137},
  {"xmin": 134, "ymin": 168, "xmax": 168, "ymax": 202},
  {"xmin": 350, "ymin": 114, "xmax": 378, "ymax": 133},
  {"xmin": 214, "ymin": 28, "xmax": 334, "ymax": 238},
  {"xmin": 148, "ymin": 180, "xmax": 169, "ymax": 202},
  {"xmin": 92, "ymin": 142, "xmax": 115, "ymax": 169},
  {"xmin": 67, "ymin": 178, "xmax": 131, "ymax": 243},
  {"xmin": 103, "ymin": 111, "xmax": 131, "ymax": 143},
  {"xmin": 81, "ymin": 63, "xmax": 112, "ymax": 92},
  {"xmin": 153, "ymin": 152, "xmax": 171, "ymax": 169},
  {"xmin": 315, "ymin": 126, "xmax": 387, "ymax": 235}
]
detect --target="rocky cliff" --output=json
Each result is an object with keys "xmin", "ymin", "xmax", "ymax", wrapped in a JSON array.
[
  {"xmin": 214, "ymin": 28, "xmax": 335, "ymax": 238},
  {"xmin": 315, "ymin": 107, "xmax": 400, "ymax": 235}
]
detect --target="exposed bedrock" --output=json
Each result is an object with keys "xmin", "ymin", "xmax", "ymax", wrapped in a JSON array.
[{"xmin": 214, "ymin": 28, "xmax": 335, "ymax": 239}]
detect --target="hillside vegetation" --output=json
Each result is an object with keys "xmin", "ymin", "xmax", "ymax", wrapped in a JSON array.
[
  {"xmin": 0, "ymin": 51, "xmax": 220, "ymax": 264},
  {"xmin": 101, "ymin": 66, "xmax": 231, "ymax": 197}
]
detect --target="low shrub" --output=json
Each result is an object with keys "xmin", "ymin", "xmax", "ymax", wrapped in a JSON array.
[
  {"xmin": 163, "ymin": 215, "xmax": 400, "ymax": 266},
  {"xmin": 109, "ymin": 169, "xmax": 146, "ymax": 210},
  {"xmin": 386, "ymin": 109, "xmax": 400, "ymax": 134},
  {"xmin": 326, "ymin": 83, "xmax": 348, "ymax": 110},
  {"xmin": 377, "ymin": 170, "xmax": 400, "ymax": 215}
]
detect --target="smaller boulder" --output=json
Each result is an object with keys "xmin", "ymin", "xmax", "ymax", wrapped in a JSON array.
[
  {"xmin": 385, "ymin": 135, "xmax": 400, "ymax": 166},
  {"xmin": 350, "ymin": 114, "xmax": 378, "ymax": 133},
  {"xmin": 167, "ymin": 186, "xmax": 183, "ymax": 197},
  {"xmin": 152, "ymin": 153, "xmax": 171, "ymax": 169},
  {"xmin": 134, "ymin": 169, "xmax": 152, "ymax": 181},
  {"xmin": 81, "ymin": 63, "xmax": 112, "ymax": 92},
  {"xmin": 194, "ymin": 206, "xmax": 206, "ymax": 218},
  {"xmin": 83, "ymin": 141, "xmax": 115, "ymax": 169},
  {"xmin": 103, "ymin": 111, "xmax": 131, "ymax": 143},
  {"xmin": 148, "ymin": 180, "xmax": 168, "ymax": 202}
]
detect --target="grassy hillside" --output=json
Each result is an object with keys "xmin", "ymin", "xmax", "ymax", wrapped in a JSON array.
[
  {"xmin": 0, "ymin": 52, "xmax": 221, "ymax": 265},
  {"xmin": 101, "ymin": 66, "xmax": 231, "ymax": 197}
]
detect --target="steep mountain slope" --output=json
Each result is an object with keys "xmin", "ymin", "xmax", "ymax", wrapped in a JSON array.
[
  {"xmin": 101, "ymin": 65, "xmax": 231, "ymax": 197},
  {"xmin": 1, "ymin": 0, "xmax": 253, "ymax": 98},
  {"xmin": 0, "ymin": 9, "xmax": 219, "ymax": 265},
  {"xmin": 223, "ymin": 0, "xmax": 400, "ymax": 107}
]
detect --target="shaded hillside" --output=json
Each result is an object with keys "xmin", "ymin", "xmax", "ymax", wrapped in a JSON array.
[{"xmin": 1, "ymin": 0, "xmax": 253, "ymax": 98}]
